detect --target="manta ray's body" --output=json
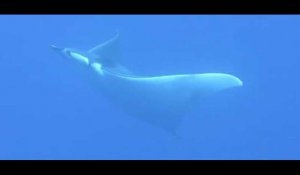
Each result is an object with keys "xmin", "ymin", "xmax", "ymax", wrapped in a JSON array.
[{"xmin": 51, "ymin": 32, "xmax": 243, "ymax": 134}]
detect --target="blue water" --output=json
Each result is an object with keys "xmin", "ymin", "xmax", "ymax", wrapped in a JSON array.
[{"xmin": 0, "ymin": 15, "xmax": 299, "ymax": 160}]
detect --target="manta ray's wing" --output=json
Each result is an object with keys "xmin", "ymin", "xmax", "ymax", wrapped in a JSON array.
[
  {"xmin": 88, "ymin": 31, "xmax": 132, "ymax": 75},
  {"xmin": 88, "ymin": 31, "xmax": 120, "ymax": 63},
  {"xmin": 96, "ymin": 69, "xmax": 243, "ymax": 134}
]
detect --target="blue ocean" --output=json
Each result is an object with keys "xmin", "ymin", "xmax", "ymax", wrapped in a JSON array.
[{"xmin": 0, "ymin": 15, "xmax": 299, "ymax": 160}]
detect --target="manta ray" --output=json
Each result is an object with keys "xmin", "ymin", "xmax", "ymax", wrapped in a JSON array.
[{"xmin": 51, "ymin": 32, "xmax": 243, "ymax": 134}]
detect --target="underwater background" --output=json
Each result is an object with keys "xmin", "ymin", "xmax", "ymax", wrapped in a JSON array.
[{"xmin": 0, "ymin": 15, "xmax": 299, "ymax": 160}]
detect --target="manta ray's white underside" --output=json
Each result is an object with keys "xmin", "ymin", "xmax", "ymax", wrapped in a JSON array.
[{"xmin": 90, "ymin": 63, "xmax": 243, "ymax": 133}]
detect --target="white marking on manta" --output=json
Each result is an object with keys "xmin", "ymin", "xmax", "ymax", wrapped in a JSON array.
[
  {"xmin": 51, "ymin": 32, "xmax": 243, "ymax": 134},
  {"xmin": 69, "ymin": 52, "xmax": 90, "ymax": 66},
  {"xmin": 91, "ymin": 63, "xmax": 104, "ymax": 75}
]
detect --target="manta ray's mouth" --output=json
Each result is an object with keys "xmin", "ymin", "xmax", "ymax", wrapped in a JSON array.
[{"xmin": 50, "ymin": 44, "xmax": 62, "ymax": 51}]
